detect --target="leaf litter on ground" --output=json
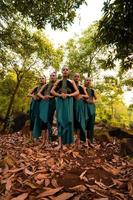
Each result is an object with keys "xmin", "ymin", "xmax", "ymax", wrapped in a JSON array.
[{"xmin": 0, "ymin": 131, "xmax": 133, "ymax": 199}]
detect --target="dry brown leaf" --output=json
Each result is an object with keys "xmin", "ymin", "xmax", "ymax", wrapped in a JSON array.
[
  {"xmin": 79, "ymin": 170, "xmax": 88, "ymax": 182},
  {"xmin": 112, "ymin": 178, "xmax": 124, "ymax": 188},
  {"xmin": 102, "ymin": 164, "xmax": 121, "ymax": 176},
  {"xmin": 45, "ymin": 178, "xmax": 50, "ymax": 187},
  {"xmin": 110, "ymin": 188, "xmax": 126, "ymax": 199},
  {"xmin": 3, "ymin": 193, "xmax": 12, "ymax": 200},
  {"xmin": 81, "ymin": 176, "xmax": 88, "ymax": 182},
  {"xmin": 20, "ymin": 153, "xmax": 27, "ymax": 159},
  {"xmin": 95, "ymin": 180, "xmax": 108, "ymax": 190},
  {"xmin": 33, "ymin": 169, "xmax": 47, "ymax": 174},
  {"xmin": 72, "ymin": 152, "xmax": 82, "ymax": 159},
  {"xmin": 127, "ymin": 162, "xmax": 133, "ymax": 168},
  {"xmin": 80, "ymin": 170, "xmax": 87, "ymax": 179},
  {"xmin": 86, "ymin": 184, "xmax": 100, "ymax": 192},
  {"xmin": 51, "ymin": 178, "xmax": 58, "ymax": 188},
  {"xmin": 24, "ymin": 168, "xmax": 34, "ymax": 175},
  {"xmin": 2, "ymin": 173, "xmax": 15, "ymax": 186},
  {"xmin": 60, "ymin": 158, "xmax": 64, "ymax": 166},
  {"xmin": 4, "ymin": 155, "xmax": 16, "ymax": 167},
  {"xmin": 37, "ymin": 187, "xmax": 63, "ymax": 198},
  {"xmin": 66, "ymin": 150, "xmax": 72, "ymax": 155},
  {"xmin": 64, "ymin": 159, "xmax": 69, "ymax": 164},
  {"xmin": 24, "ymin": 180, "xmax": 38, "ymax": 189},
  {"xmin": 2, "ymin": 172, "xmax": 12, "ymax": 182},
  {"xmin": 94, "ymin": 159, "xmax": 101, "ymax": 164},
  {"xmin": 6, "ymin": 178, "xmax": 12, "ymax": 191},
  {"xmin": 128, "ymin": 180, "xmax": 133, "ymax": 197},
  {"xmin": 111, "ymin": 159, "xmax": 117, "ymax": 163},
  {"xmin": 25, "ymin": 148, "xmax": 33, "ymax": 155},
  {"xmin": 93, "ymin": 198, "xmax": 109, "ymax": 200},
  {"xmin": 37, "ymin": 152, "xmax": 48, "ymax": 157},
  {"xmin": 53, "ymin": 192, "xmax": 74, "ymax": 200},
  {"xmin": 8, "ymin": 167, "xmax": 24, "ymax": 173},
  {"xmin": 86, "ymin": 184, "xmax": 108, "ymax": 198},
  {"xmin": 38, "ymin": 198, "xmax": 49, "ymax": 200},
  {"xmin": 70, "ymin": 184, "xmax": 87, "ymax": 192},
  {"xmin": 48, "ymin": 196, "xmax": 55, "ymax": 200},
  {"xmin": 36, "ymin": 179, "xmax": 44, "ymax": 185},
  {"xmin": 72, "ymin": 194, "xmax": 82, "ymax": 200},
  {"xmin": 113, "ymin": 154, "xmax": 120, "ymax": 161},
  {"xmin": 46, "ymin": 158, "xmax": 55, "ymax": 167},
  {"xmin": 11, "ymin": 193, "xmax": 29, "ymax": 200},
  {"xmin": 115, "ymin": 192, "xmax": 126, "ymax": 199},
  {"xmin": 59, "ymin": 152, "xmax": 65, "ymax": 158},
  {"xmin": 95, "ymin": 144, "xmax": 101, "ymax": 150},
  {"xmin": 37, "ymin": 157, "xmax": 46, "ymax": 162},
  {"xmin": 34, "ymin": 173, "xmax": 48, "ymax": 180}
]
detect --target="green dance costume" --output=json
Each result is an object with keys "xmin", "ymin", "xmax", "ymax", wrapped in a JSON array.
[
  {"xmin": 29, "ymin": 86, "xmax": 42, "ymax": 139},
  {"xmin": 74, "ymin": 85, "xmax": 88, "ymax": 142},
  {"xmin": 86, "ymin": 87, "xmax": 96, "ymax": 143},
  {"xmin": 55, "ymin": 79, "xmax": 75, "ymax": 144},
  {"xmin": 42, "ymin": 82, "xmax": 55, "ymax": 139},
  {"xmin": 37, "ymin": 82, "xmax": 56, "ymax": 140}
]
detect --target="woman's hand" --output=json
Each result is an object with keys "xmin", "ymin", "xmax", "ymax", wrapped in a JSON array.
[{"xmin": 61, "ymin": 93, "xmax": 68, "ymax": 99}]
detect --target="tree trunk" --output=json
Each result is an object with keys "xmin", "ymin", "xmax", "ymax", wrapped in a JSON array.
[
  {"xmin": 111, "ymin": 103, "xmax": 114, "ymax": 119},
  {"xmin": 3, "ymin": 78, "xmax": 22, "ymax": 131}
]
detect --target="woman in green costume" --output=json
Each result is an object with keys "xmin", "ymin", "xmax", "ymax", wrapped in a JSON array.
[
  {"xmin": 84, "ymin": 78, "xmax": 97, "ymax": 147},
  {"xmin": 38, "ymin": 72, "xmax": 57, "ymax": 146},
  {"xmin": 73, "ymin": 73, "xmax": 88, "ymax": 147},
  {"xmin": 51, "ymin": 67, "xmax": 79, "ymax": 149},
  {"xmin": 28, "ymin": 76, "xmax": 46, "ymax": 140}
]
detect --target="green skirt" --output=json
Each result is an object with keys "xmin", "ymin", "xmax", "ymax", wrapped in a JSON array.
[
  {"xmin": 74, "ymin": 99, "xmax": 88, "ymax": 142},
  {"xmin": 86, "ymin": 103, "xmax": 96, "ymax": 143},
  {"xmin": 29, "ymin": 99, "xmax": 40, "ymax": 123},
  {"xmin": 32, "ymin": 100, "xmax": 49, "ymax": 139},
  {"xmin": 56, "ymin": 97, "xmax": 74, "ymax": 144},
  {"xmin": 30, "ymin": 100, "xmax": 41, "ymax": 139},
  {"xmin": 86, "ymin": 103, "xmax": 96, "ymax": 116},
  {"xmin": 47, "ymin": 98, "xmax": 56, "ymax": 140},
  {"xmin": 39, "ymin": 100, "xmax": 49, "ymax": 123}
]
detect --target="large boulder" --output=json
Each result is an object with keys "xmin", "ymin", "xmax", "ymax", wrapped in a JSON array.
[
  {"xmin": 108, "ymin": 128, "xmax": 133, "ymax": 139},
  {"xmin": 11, "ymin": 112, "xmax": 29, "ymax": 132},
  {"xmin": 120, "ymin": 138, "xmax": 133, "ymax": 157}
]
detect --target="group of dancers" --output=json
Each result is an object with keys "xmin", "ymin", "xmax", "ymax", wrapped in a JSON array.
[{"xmin": 28, "ymin": 66, "xmax": 97, "ymax": 149}]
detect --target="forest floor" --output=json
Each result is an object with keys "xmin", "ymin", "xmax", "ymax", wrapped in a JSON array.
[{"xmin": 0, "ymin": 129, "xmax": 133, "ymax": 200}]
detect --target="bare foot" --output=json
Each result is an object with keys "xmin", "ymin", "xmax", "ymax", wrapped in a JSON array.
[
  {"xmin": 62, "ymin": 145, "xmax": 68, "ymax": 151},
  {"xmin": 89, "ymin": 143, "xmax": 95, "ymax": 148},
  {"xmin": 83, "ymin": 143, "xmax": 89, "ymax": 148},
  {"xmin": 87, "ymin": 139, "xmax": 95, "ymax": 148},
  {"xmin": 83, "ymin": 139, "xmax": 89, "ymax": 148},
  {"xmin": 54, "ymin": 145, "xmax": 62, "ymax": 151}
]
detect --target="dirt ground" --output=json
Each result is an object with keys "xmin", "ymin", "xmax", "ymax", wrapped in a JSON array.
[{"xmin": 0, "ymin": 131, "xmax": 133, "ymax": 200}]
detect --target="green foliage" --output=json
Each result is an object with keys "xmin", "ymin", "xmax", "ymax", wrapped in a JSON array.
[
  {"xmin": 65, "ymin": 21, "xmax": 132, "ymax": 128},
  {"xmin": 1, "ymin": 16, "xmax": 63, "ymax": 70},
  {"xmin": 0, "ymin": 70, "xmax": 36, "ymax": 117},
  {"xmin": 66, "ymin": 22, "xmax": 121, "ymax": 79},
  {"xmin": 66, "ymin": 23, "xmax": 103, "ymax": 77},
  {"xmin": 96, "ymin": 48, "xmax": 117, "ymax": 70},
  {"xmin": 122, "ymin": 78, "xmax": 133, "ymax": 88},
  {"xmin": 97, "ymin": 0, "xmax": 133, "ymax": 69},
  {"xmin": 0, "ymin": 16, "xmax": 63, "ymax": 126},
  {"xmin": 95, "ymin": 76, "xmax": 133, "ymax": 127},
  {"xmin": 0, "ymin": 74, "xmax": 17, "ymax": 117},
  {"xmin": 1, "ymin": 0, "xmax": 86, "ymax": 29}
]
